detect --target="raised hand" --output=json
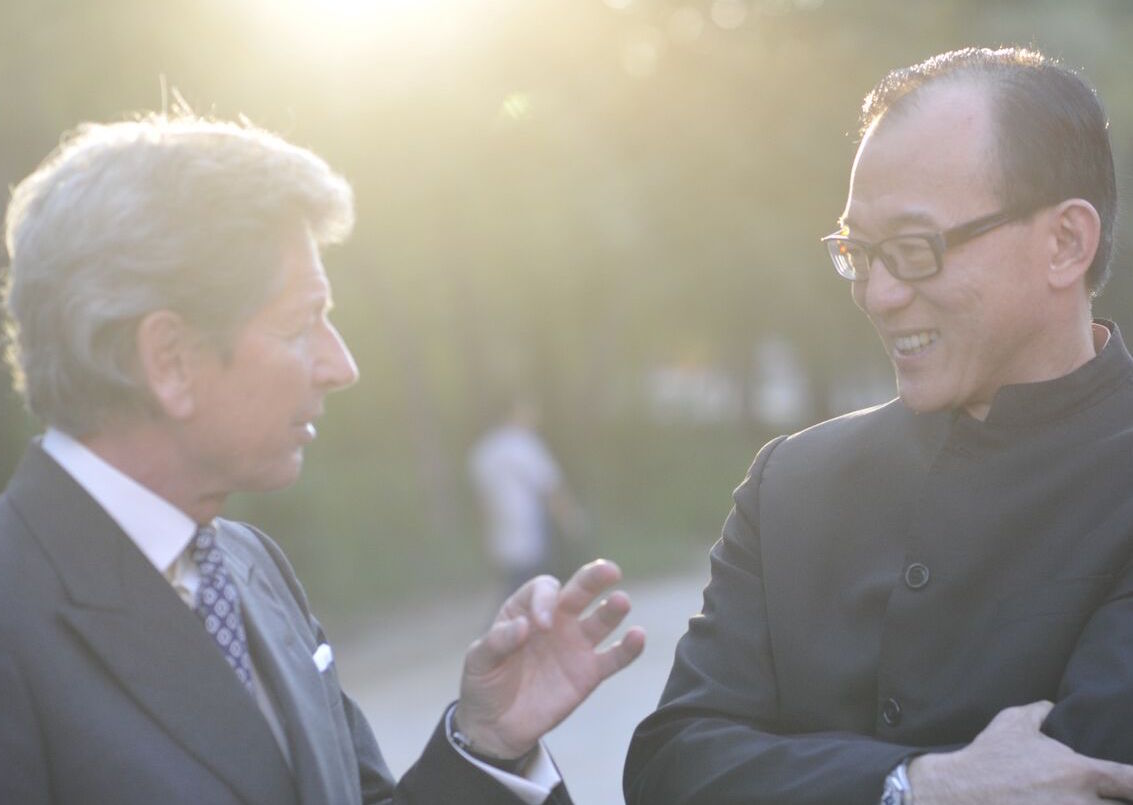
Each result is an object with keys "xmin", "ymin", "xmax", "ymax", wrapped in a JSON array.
[{"xmin": 453, "ymin": 559, "xmax": 646, "ymax": 760}]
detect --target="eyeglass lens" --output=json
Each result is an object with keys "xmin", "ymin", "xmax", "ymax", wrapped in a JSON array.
[{"xmin": 828, "ymin": 236, "xmax": 938, "ymax": 281}]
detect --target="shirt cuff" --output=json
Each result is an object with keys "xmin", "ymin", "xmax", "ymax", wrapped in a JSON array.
[{"xmin": 444, "ymin": 704, "xmax": 562, "ymax": 805}]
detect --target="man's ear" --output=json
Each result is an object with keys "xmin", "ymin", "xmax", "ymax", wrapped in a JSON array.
[
  {"xmin": 1046, "ymin": 198, "xmax": 1101, "ymax": 291},
  {"xmin": 135, "ymin": 310, "xmax": 199, "ymax": 420}
]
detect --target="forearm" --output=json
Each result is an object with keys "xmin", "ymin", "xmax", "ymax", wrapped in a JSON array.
[
  {"xmin": 902, "ymin": 568, "xmax": 1133, "ymax": 803},
  {"xmin": 625, "ymin": 709, "xmax": 924, "ymax": 805},
  {"xmin": 901, "ymin": 701, "xmax": 1133, "ymax": 805}
]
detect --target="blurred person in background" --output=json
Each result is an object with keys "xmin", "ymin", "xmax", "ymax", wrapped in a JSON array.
[
  {"xmin": 0, "ymin": 114, "xmax": 644, "ymax": 805},
  {"xmin": 469, "ymin": 393, "xmax": 585, "ymax": 599},
  {"xmin": 626, "ymin": 47, "xmax": 1133, "ymax": 804}
]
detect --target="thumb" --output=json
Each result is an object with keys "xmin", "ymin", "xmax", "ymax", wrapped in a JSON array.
[
  {"xmin": 990, "ymin": 700, "xmax": 1054, "ymax": 733},
  {"xmin": 1016, "ymin": 700, "xmax": 1055, "ymax": 728}
]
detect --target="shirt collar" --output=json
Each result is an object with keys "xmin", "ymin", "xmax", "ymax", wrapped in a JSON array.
[{"xmin": 40, "ymin": 427, "xmax": 199, "ymax": 574}]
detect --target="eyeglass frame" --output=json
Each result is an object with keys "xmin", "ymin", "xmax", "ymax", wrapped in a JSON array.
[{"xmin": 820, "ymin": 204, "xmax": 1046, "ymax": 282}]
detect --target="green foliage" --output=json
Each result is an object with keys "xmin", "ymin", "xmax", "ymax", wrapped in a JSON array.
[
  {"xmin": 3, "ymin": 0, "xmax": 1133, "ymax": 623},
  {"xmin": 226, "ymin": 419, "xmax": 767, "ymax": 631}
]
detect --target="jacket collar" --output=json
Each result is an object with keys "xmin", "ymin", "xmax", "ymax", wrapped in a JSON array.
[{"xmin": 982, "ymin": 320, "xmax": 1133, "ymax": 427}]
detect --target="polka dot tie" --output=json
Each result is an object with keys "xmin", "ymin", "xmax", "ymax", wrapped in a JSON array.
[{"xmin": 190, "ymin": 525, "xmax": 255, "ymax": 694}]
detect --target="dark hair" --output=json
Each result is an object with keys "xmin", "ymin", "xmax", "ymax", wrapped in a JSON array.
[{"xmin": 861, "ymin": 47, "xmax": 1117, "ymax": 295}]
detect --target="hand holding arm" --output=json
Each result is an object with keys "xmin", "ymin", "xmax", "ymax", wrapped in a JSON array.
[
  {"xmin": 909, "ymin": 701, "xmax": 1133, "ymax": 804},
  {"xmin": 453, "ymin": 559, "xmax": 646, "ymax": 760}
]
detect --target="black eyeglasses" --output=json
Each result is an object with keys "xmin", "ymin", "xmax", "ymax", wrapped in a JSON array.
[{"xmin": 821, "ymin": 206, "xmax": 1041, "ymax": 282}]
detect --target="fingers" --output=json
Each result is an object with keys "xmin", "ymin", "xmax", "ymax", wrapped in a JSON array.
[
  {"xmin": 593, "ymin": 626, "xmax": 646, "ymax": 680},
  {"xmin": 1095, "ymin": 756, "xmax": 1133, "ymax": 800},
  {"xmin": 480, "ymin": 559, "xmax": 641, "ymax": 677},
  {"xmin": 528, "ymin": 576, "xmax": 560, "ymax": 629},
  {"xmin": 499, "ymin": 559, "xmax": 623, "ymax": 629},
  {"xmin": 985, "ymin": 700, "xmax": 1054, "ymax": 734},
  {"xmin": 498, "ymin": 574, "xmax": 561, "ymax": 627},
  {"xmin": 557, "ymin": 559, "xmax": 623, "ymax": 617},
  {"xmin": 463, "ymin": 615, "xmax": 531, "ymax": 675},
  {"xmin": 578, "ymin": 590, "xmax": 632, "ymax": 645},
  {"xmin": 1015, "ymin": 700, "xmax": 1055, "ymax": 726}
]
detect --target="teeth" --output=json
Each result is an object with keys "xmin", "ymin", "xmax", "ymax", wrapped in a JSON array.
[
  {"xmin": 894, "ymin": 331, "xmax": 937, "ymax": 355},
  {"xmin": 303, "ymin": 423, "xmax": 317, "ymax": 438}
]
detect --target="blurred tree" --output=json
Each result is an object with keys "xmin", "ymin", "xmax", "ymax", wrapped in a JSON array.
[{"xmin": 2, "ymin": 0, "xmax": 1132, "ymax": 617}]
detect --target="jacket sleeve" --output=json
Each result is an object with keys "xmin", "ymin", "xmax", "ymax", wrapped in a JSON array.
[
  {"xmin": 624, "ymin": 437, "xmax": 927, "ymax": 805},
  {"xmin": 397, "ymin": 715, "xmax": 572, "ymax": 805},
  {"xmin": 1042, "ymin": 549, "xmax": 1133, "ymax": 763}
]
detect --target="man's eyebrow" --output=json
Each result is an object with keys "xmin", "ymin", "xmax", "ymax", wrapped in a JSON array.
[
  {"xmin": 887, "ymin": 210, "xmax": 939, "ymax": 229},
  {"xmin": 279, "ymin": 289, "xmax": 333, "ymax": 320},
  {"xmin": 839, "ymin": 209, "xmax": 939, "ymax": 235}
]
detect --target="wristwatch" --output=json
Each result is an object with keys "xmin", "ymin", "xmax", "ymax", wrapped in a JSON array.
[
  {"xmin": 450, "ymin": 723, "xmax": 534, "ymax": 775},
  {"xmin": 880, "ymin": 758, "xmax": 912, "ymax": 805}
]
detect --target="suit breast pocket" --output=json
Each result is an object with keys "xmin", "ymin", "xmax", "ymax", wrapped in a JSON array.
[{"xmin": 993, "ymin": 574, "xmax": 1114, "ymax": 625}]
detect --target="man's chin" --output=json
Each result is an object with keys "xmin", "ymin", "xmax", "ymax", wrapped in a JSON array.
[
  {"xmin": 249, "ymin": 453, "xmax": 305, "ymax": 492},
  {"xmin": 896, "ymin": 383, "xmax": 951, "ymax": 414}
]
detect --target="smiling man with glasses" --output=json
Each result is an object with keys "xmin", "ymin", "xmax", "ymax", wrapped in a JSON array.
[{"xmin": 626, "ymin": 47, "xmax": 1133, "ymax": 805}]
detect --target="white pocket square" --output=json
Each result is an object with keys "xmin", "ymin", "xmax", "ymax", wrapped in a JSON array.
[{"xmin": 312, "ymin": 642, "xmax": 334, "ymax": 673}]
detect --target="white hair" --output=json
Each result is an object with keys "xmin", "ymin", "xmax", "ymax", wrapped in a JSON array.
[{"xmin": 3, "ymin": 114, "xmax": 354, "ymax": 436}]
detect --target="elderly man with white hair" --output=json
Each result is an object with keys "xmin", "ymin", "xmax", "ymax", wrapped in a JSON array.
[{"xmin": 0, "ymin": 115, "xmax": 644, "ymax": 805}]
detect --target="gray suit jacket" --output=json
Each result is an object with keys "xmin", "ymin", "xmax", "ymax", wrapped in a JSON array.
[{"xmin": 0, "ymin": 443, "xmax": 569, "ymax": 804}]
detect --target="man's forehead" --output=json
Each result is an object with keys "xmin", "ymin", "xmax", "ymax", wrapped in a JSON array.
[
  {"xmin": 841, "ymin": 84, "xmax": 999, "ymax": 231},
  {"xmin": 259, "ymin": 232, "xmax": 332, "ymax": 311},
  {"xmin": 867, "ymin": 78, "xmax": 995, "ymax": 143},
  {"xmin": 839, "ymin": 206, "xmax": 940, "ymax": 235}
]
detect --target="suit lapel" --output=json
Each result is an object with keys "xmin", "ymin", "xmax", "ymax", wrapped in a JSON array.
[
  {"xmin": 7, "ymin": 446, "xmax": 295, "ymax": 805},
  {"xmin": 222, "ymin": 523, "xmax": 358, "ymax": 805}
]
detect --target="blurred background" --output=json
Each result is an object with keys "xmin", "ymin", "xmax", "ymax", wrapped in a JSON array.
[
  {"xmin": 2, "ymin": 0, "xmax": 1133, "ymax": 633},
  {"xmin": 5, "ymin": 3, "xmax": 1133, "ymax": 798}
]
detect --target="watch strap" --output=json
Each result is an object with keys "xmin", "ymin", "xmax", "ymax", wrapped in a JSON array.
[{"xmin": 450, "ymin": 725, "xmax": 536, "ymax": 775}]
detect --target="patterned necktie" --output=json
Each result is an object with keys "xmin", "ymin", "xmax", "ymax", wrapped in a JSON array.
[{"xmin": 190, "ymin": 525, "xmax": 255, "ymax": 694}]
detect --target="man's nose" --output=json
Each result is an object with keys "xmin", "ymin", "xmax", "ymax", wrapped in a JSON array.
[
  {"xmin": 855, "ymin": 254, "xmax": 915, "ymax": 315},
  {"xmin": 316, "ymin": 321, "xmax": 360, "ymax": 392}
]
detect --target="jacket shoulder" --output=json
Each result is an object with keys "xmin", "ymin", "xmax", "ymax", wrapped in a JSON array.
[
  {"xmin": 784, "ymin": 397, "xmax": 911, "ymax": 448},
  {"xmin": 755, "ymin": 399, "xmax": 945, "ymax": 493}
]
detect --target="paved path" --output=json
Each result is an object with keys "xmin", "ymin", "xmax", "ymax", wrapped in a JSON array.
[{"xmin": 335, "ymin": 562, "xmax": 708, "ymax": 805}]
